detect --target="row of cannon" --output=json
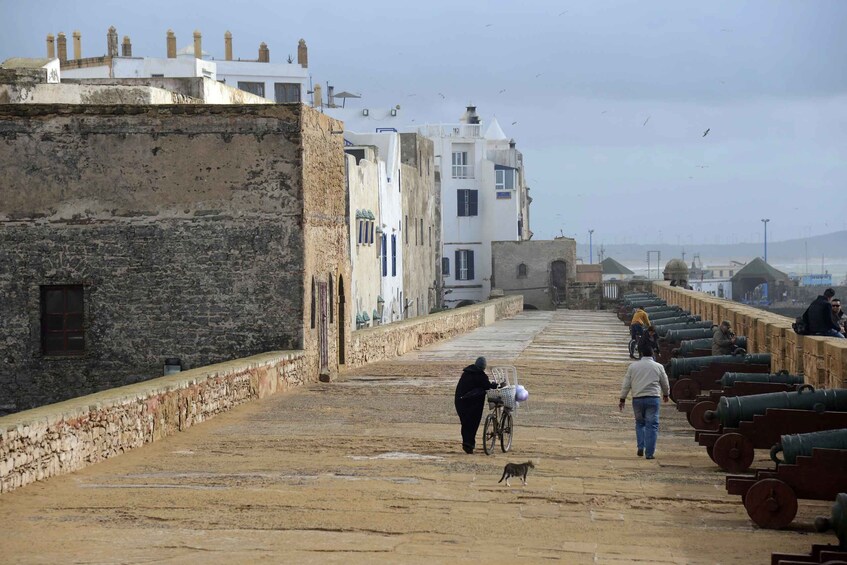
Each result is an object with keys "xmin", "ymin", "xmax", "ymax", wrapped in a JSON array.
[{"xmin": 620, "ymin": 292, "xmax": 847, "ymax": 562}]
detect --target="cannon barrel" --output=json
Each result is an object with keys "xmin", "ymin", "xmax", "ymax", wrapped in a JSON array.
[
  {"xmin": 705, "ymin": 387, "xmax": 847, "ymax": 428},
  {"xmin": 650, "ymin": 309, "xmax": 693, "ymax": 321},
  {"xmin": 815, "ymin": 492, "xmax": 847, "ymax": 550},
  {"xmin": 670, "ymin": 353, "xmax": 770, "ymax": 380},
  {"xmin": 678, "ymin": 336, "xmax": 748, "ymax": 355},
  {"xmin": 771, "ymin": 428, "xmax": 847, "ymax": 465},
  {"xmin": 623, "ymin": 298, "xmax": 666, "ymax": 306},
  {"xmin": 643, "ymin": 305, "xmax": 682, "ymax": 313},
  {"xmin": 664, "ymin": 327, "xmax": 717, "ymax": 344},
  {"xmin": 655, "ymin": 321, "xmax": 714, "ymax": 337},
  {"xmin": 651, "ymin": 315, "xmax": 699, "ymax": 327},
  {"xmin": 622, "ymin": 293, "xmax": 655, "ymax": 300},
  {"xmin": 719, "ymin": 371, "xmax": 803, "ymax": 387}
]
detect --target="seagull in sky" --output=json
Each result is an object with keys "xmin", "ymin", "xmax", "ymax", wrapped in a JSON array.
[
  {"xmin": 535, "ymin": 73, "xmax": 543, "ymax": 78},
  {"xmin": 643, "ymin": 116, "xmax": 651, "ymax": 126},
  {"xmin": 499, "ymin": 89, "xmax": 506, "ymax": 94},
  {"xmin": 559, "ymin": 10, "xmax": 568, "ymax": 15},
  {"xmin": 702, "ymin": 128, "xmax": 710, "ymax": 137},
  {"xmin": 485, "ymin": 23, "xmax": 493, "ymax": 27},
  {"xmin": 437, "ymin": 92, "xmax": 445, "ymax": 99},
  {"xmin": 511, "ymin": 121, "xmax": 518, "ymax": 125}
]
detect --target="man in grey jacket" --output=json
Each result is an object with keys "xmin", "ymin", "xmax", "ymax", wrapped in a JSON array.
[
  {"xmin": 712, "ymin": 321, "xmax": 737, "ymax": 355},
  {"xmin": 619, "ymin": 342, "xmax": 670, "ymax": 459}
]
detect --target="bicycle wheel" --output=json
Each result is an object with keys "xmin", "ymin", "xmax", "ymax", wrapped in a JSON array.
[
  {"xmin": 483, "ymin": 413, "xmax": 498, "ymax": 455},
  {"xmin": 628, "ymin": 339, "xmax": 641, "ymax": 359},
  {"xmin": 499, "ymin": 411, "xmax": 513, "ymax": 453}
]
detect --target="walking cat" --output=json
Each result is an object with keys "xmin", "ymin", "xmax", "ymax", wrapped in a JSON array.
[{"xmin": 498, "ymin": 461, "xmax": 534, "ymax": 486}]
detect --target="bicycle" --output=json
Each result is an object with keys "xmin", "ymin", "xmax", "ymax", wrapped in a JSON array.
[
  {"xmin": 482, "ymin": 366, "xmax": 518, "ymax": 455},
  {"xmin": 628, "ymin": 324, "xmax": 644, "ymax": 359}
]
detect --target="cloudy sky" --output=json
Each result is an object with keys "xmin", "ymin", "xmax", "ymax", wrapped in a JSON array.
[{"xmin": 2, "ymin": 0, "xmax": 845, "ymax": 248}]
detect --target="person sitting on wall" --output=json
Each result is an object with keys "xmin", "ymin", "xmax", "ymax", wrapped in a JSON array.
[
  {"xmin": 712, "ymin": 321, "xmax": 737, "ymax": 355},
  {"xmin": 804, "ymin": 288, "xmax": 846, "ymax": 338},
  {"xmin": 454, "ymin": 357, "xmax": 499, "ymax": 454},
  {"xmin": 831, "ymin": 297, "xmax": 846, "ymax": 335}
]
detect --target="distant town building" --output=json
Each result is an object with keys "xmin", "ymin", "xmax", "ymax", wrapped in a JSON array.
[
  {"xmin": 799, "ymin": 273, "xmax": 833, "ymax": 287},
  {"xmin": 731, "ymin": 257, "xmax": 793, "ymax": 303},
  {"xmin": 690, "ymin": 279, "xmax": 733, "ymax": 300},
  {"xmin": 40, "ymin": 27, "xmax": 310, "ymax": 104},
  {"xmin": 600, "ymin": 257, "xmax": 635, "ymax": 281}
]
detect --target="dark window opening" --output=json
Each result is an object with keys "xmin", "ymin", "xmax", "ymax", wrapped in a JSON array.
[
  {"xmin": 238, "ymin": 81, "xmax": 265, "ymax": 98},
  {"xmin": 457, "ymin": 189, "xmax": 478, "ymax": 216},
  {"xmin": 310, "ymin": 277, "xmax": 316, "ymax": 329},
  {"xmin": 442, "ymin": 257, "xmax": 450, "ymax": 276},
  {"xmin": 274, "ymin": 82, "xmax": 301, "ymax": 103},
  {"xmin": 518, "ymin": 263, "xmax": 528, "ymax": 278},
  {"xmin": 41, "ymin": 285, "xmax": 85, "ymax": 356}
]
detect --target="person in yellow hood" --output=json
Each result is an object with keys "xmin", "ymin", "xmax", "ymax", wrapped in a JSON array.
[{"xmin": 629, "ymin": 306, "xmax": 651, "ymax": 346}]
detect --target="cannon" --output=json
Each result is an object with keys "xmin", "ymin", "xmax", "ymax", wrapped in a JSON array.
[
  {"xmin": 721, "ymin": 371, "xmax": 803, "ymax": 388},
  {"xmin": 726, "ymin": 446, "xmax": 847, "ymax": 528},
  {"xmin": 669, "ymin": 353, "xmax": 771, "ymax": 381},
  {"xmin": 619, "ymin": 306, "xmax": 684, "ymax": 324},
  {"xmin": 816, "ymin": 493, "xmax": 847, "ymax": 550},
  {"xmin": 649, "ymin": 309, "xmax": 693, "ymax": 322},
  {"xmin": 664, "ymin": 327, "xmax": 718, "ymax": 343},
  {"xmin": 772, "ymin": 429, "xmax": 847, "ymax": 465},
  {"xmin": 651, "ymin": 315, "xmax": 700, "ymax": 326},
  {"xmin": 678, "ymin": 379, "xmax": 805, "ymax": 428},
  {"xmin": 704, "ymin": 388, "xmax": 847, "ymax": 429},
  {"xmin": 676, "ymin": 336, "xmax": 748, "ymax": 357},
  {"xmin": 655, "ymin": 321, "xmax": 714, "ymax": 337},
  {"xmin": 643, "ymin": 305, "xmax": 682, "ymax": 313},
  {"xmin": 694, "ymin": 392, "xmax": 847, "ymax": 472}
]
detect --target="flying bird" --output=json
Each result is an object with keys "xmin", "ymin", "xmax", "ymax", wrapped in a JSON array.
[
  {"xmin": 499, "ymin": 89, "xmax": 506, "ymax": 94},
  {"xmin": 702, "ymin": 128, "xmax": 710, "ymax": 137},
  {"xmin": 511, "ymin": 121, "xmax": 518, "ymax": 125},
  {"xmin": 535, "ymin": 73, "xmax": 543, "ymax": 78},
  {"xmin": 438, "ymin": 92, "xmax": 446, "ymax": 99},
  {"xmin": 643, "ymin": 116, "xmax": 651, "ymax": 126},
  {"xmin": 601, "ymin": 110, "xmax": 608, "ymax": 114},
  {"xmin": 485, "ymin": 23, "xmax": 493, "ymax": 27},
  {"xmin": 559, "ymin": 10, "xmax": 568, "ymax": 15}
]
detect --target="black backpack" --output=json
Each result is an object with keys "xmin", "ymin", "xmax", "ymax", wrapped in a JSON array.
[{"xmin": 792, "ymin": 308, "xmax": 810, "ymax": 335}]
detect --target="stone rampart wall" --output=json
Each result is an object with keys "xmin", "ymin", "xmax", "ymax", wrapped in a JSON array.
[
  {"xmin": 0, "ymin": 351, "xmax": 306, "ymax": 493},
  {"xmin": 345, "ymin": 295, "xmax": 523, "ymax": 367},
  {"xmin": 0, "ymin": 295, "xmax": 523, "ymax": 493},
  {"xmin": 653, "ymin": 282, "xmax": 847, "ymax": 388}
]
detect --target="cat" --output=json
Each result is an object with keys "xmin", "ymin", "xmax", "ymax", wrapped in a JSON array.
[{"xmin": 498, "ymin": 461, "xmax": 534, "ymax": 487}]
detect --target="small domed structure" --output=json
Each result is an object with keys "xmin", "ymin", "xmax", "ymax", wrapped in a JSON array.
[{"xmin": 663, "ymin": 259, "xmax": 689, "ymax": 286}]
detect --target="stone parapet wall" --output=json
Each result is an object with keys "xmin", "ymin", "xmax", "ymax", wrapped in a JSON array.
[
  {"xmin": 345, "ymin": 295, "xmax": 523, "ymax": 368},
  {"xmin": 653, "ymin": 282, "xmax": 847, "ymax": 388},
  {"xmin": 0, "ymin": 351, "xmax": 307, "ymax": 493}
]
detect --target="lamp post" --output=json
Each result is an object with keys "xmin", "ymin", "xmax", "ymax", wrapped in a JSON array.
[
  {"xmin": 761, "ymin": 219, "xmax": 770, "ymax": 262},
  {"xmin": 588, "ymin": 229, "xmax": 594, "ymax": 264}
]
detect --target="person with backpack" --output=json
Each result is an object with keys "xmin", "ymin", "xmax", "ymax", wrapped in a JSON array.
[{"xmin": 802, "ymin": 288, "xmax": 845, "ymax": 338}]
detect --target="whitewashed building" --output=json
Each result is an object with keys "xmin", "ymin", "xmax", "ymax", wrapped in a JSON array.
[
  {"xmin": 691, "ymin": 279, "xmax": 733, "ymax": 300},
  {"xmin": 418, "ymin": 107, "xmax": 531, "ymax": 306},
  {"xmin": 49, "ymin": 28, "xmax": 309, "ymax": 104}
]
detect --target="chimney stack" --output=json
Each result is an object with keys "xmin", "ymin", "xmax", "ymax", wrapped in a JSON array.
[
  {"xmin": 46, "ymin": 34, "xmax": 55, "ymax": 59},
  {"xmin": 122, "ymin": 36, "xmax": 132, "ymax": 57},
  {"xmin": 193, "ymin": 30, "xmax": 202, "ymax": 58},
  {"xmin": 327, "ymin": 85, "xmax": 335, "ymax": 108},
  {"xmin": 258, "ymin": 42, "xmax": 270, "ymax": 62},
  {"xmin": 72, "ymin": 31, "xmax": 81, "ymax": 60},
  {"xmin": 297, "ymin": 38, "xmax": 308, "ymax": 68},
  {"xmin": 166, "ymin": 30, "xmax": 176, "ymax": 58},
  {"xmin": 57, "ymin": 32, "xmax": 68, "ymax": 62},
  {"xmin": 313, "ymin": 83, "xmax": 322, "ymax": 108},
  {"xmin": 224, "ymin": 31, "xmax": 232, "ymax": 61},
  {"xmin": 107, "ymin": 26, "xmax": 118, "ymax": 57}
]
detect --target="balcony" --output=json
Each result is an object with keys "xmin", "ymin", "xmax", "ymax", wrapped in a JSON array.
[{"xmin": 417, "ymin": 124, "xmax": 481, "ymax": 139}]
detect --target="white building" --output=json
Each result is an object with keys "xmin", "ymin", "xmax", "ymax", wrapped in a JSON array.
[
  {"xmin": 691, "ymin": 278, "xmax": 733, "ymax": 300},
  {"xmin": 50, "ymin": 28, "xmax": 309, "ymax": 104},
  {"xmin": 418, "ymin": 107, "xmax": 531, "ymax": 306}
]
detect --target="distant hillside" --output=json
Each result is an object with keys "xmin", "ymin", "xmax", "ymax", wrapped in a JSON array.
[{"xmin": 576, "ymin": 230, "xmax": 847, "ymax": 266}]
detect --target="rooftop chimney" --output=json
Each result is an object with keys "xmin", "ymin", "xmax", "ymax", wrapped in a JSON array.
[
  {"xmin": 72, "ymin": 31, "xmax": 82, "ymax": 60},
  {"xmin": 166, "ymin": 30, "xmax": 176, "ymax": 58},
  {"xmin": 313, "ymin": 83, "xmax": 322, "ymax": 108},
  {"xmin": 327, "ymin": 84, "xmax": 335, "ymax": 108},
  {"xmin": 122, "ymin": 36, "xmax": 132, "ymax": 57},
  {"xmin": 57, "ymin": 32, "xmax": 67, "ymax": 62},
  {"xmin": 460, "ymin": 105, "xmax": 480, "ymax": 125},
  {"xmin": 193, "ymin": 30, "xmax": 202, "ymax": 59},
  {"xmin": 297, "ymin": 38, "xmax": 308, "ymax": 68},
  {"xmin": 46, "ymin": 34, "xmax": 55, "ymax": 59},
  {"xmin": 258, "ymin": 42, "xmax": 269, "ymax": 62},
  {"xmin": 224, "ymin": 31, "xmax": 232, "ymax": 61},
  {"xmin": 107, "ymin": 26, "xmax": 118, "ymax": 57}
]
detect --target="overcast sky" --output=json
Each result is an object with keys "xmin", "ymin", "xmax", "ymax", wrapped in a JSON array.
[{"xmin": 2, "ymin": 0, "xmax": 845, "ymax": 248}]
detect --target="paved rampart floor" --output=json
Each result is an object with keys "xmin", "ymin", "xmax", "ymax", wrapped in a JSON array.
[{"xmin": 0, "ymin": 311, "xmax": 832, "ymax": 564}]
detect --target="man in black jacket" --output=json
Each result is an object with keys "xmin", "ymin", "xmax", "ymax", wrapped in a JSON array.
[
  {"xmin": 454, "ymin": 357, "xmax": 498, "ymax": 454},
  {"xmin": 805, "ymin": 288, "xmax": 845, "ymax": 338}
]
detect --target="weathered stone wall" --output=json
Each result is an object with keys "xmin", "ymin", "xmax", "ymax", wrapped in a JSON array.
[
  {"xmin": 0, "ymin": 82, "xmax": 201, "ymax": 105},
  {"xmin": 300, "ymin": 108, "xmax": 348, "ymax": 379},
  {"xmin": 64, "ymin": 77, "xmax": 272, "ymax": 104},
  {"xmin": 0, "ymin": 105, "xmax": 316, "ymax": 413},
  {"xmin": 400, "ymin": 133, "xmax": 438, "ymax": 318},
  {"xmin": 0, "ymin": 350, "xmax": 307, "ymax": 493},
  {"xmin": 345, "ymin": 295, "xmax": 523, "ymax": 367},
  {"xmin": 491, "ymin": 239, "xmax": 577, "ymax": 310},
  {"xmin": 653, "ymin": 282, "xmax": 847, "ymax": 388}
]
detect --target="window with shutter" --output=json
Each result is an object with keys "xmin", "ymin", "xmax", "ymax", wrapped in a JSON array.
[
  {"xmin": 391, "ymin": 235, "xmax": 397, "ymax": 276},
  {"xmin": 381, "ymin": 235, "xmax": 388, "ymax": 276}
]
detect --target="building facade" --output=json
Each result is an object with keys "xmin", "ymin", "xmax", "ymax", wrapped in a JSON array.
[
  {"xmin": 491, "ymin": 239, "xmax": 576, "ymax": 310},
  {"xmin": 419, "ymin": 107, "xmax": 531, "ymax": 307},
  {"xmin": 0, "ymin": 104, "xmax": 348, "ymax": 415}
]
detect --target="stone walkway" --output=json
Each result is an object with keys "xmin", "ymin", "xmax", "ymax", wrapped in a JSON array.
[{"xmin": 0, "ymin": 310, "xmax": 832, "ymax": 564}]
